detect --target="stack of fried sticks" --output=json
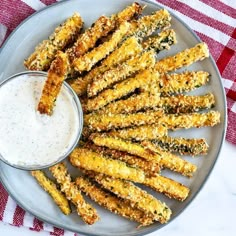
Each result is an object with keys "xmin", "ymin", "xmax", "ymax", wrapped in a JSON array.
[{"xmin": 26, "ymin": 2, "xmax": 221, "ymax": 227}]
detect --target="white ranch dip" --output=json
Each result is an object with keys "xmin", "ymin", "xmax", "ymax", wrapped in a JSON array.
[{"xmin": 0, "ymin": 73, "xmax": 80, "ymax": 168}]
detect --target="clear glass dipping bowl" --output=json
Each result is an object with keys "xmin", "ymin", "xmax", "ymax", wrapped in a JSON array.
[{"xmin": 0, "ymin": 71, "xmax": 83, "ymax": 170}]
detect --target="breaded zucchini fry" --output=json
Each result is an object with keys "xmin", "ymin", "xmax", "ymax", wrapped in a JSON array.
[
  {"xmin": 90, "ymin": 134, "xmax": 161, "ymax": 162},
  {"xmin": 87, "ymin": 50, "xmax": 156, "ymax": 97},
  {"xmin": 24, "ymin": 40, "xmax": 54, "ymax": 71},
  {"xmin": 90, "ymin": 134, "xmax": 197, "ymax": 177},
  {"xmin": 159, "ymin": 71, "xmax": 210, "ymax": 95},
  {"xmin": 160, "ymin": 93, "xmax": 215, "ymax": 114},
  {"xmin": 68, "ymin": 3, "xmax": 142, "ymax": 77},
  {"xmin": 49, "ymin": 13, "xmax": 83, "ymax": 48},
  {"xmin": 113, "ymin": 2, "xmax": 144, "ymax": 25},
  {"xmin": 99, "ymin": 36, "xmax": 142, "ymax": 68},
  {"xmin": 69, "ymin": 148, "xmax": 145, "ymax": 183},
  {"xmin": 101, "ymin": 87, "xmax": 160, "ymax": 114},
  {"xmin": 144, "ymin": 175, "xmax": 190, "ymax": 201},
  {"xmin": 142, "ymin": 29, "xmax": 177, "ymax": 52},
  {"xmin": 85, "ymin": 142, "xmax": 161, "ymax": 176},
  {"xmin": 69, "ymin": 36, "xmax": 142, "ymax": 96},
  {"xmin": 156, "ymin": 111, "xmax": 220, "ymax": 130},
  {"xmin": 37, "ymin": 51, "xmax": 69, "ymax": 115},
  {"xmin": 151, "ymin": 136, "xmax": 209, "ymax": 156},
  {"xmin": 155, "ymin": 43, "xmax": 209, "ymax": 73},
  {"xmin": 92, "ymin": 174, "xmax": 172, "ymax": 224},
  {"xmin": 107, "ymin": 124, "xmax": 168, "ymax": 141},
  {"xmin": 67, "ymin": 16, "xmax": 114, "ymax": 61},
  {"xmin": 24, "ymin": 13, "xmax": 83, "ymax": 71},
  {"xmin": 73, "ymin": 22, "xmax": 130, "ymax": 72},
  {"xmin": 86, "ymin": 69, "xmax": 159, "ymax": 111},
  {"xmin": 75, "ymin": 176, "xmax": 154, "ymax": 226},
  {"xmin": 49, "ymin": 163, "xmax": 99, "ymax": 225},
  {"xmin": 142, "ymin": 141, "xmax": 197, "ymax": 177},
  {"xmin": 85, "ymin": 110, "xmax": 164, "ymax": 131},
  {"xmin": 31, "ymin": 170, "xmax": 71, "ymax": 215},
  {"xmin": 130, "ymin": 9, "xmax": 171, "ymax": 38}
]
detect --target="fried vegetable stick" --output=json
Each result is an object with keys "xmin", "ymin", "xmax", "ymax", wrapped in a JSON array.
[
  {"xmin": 107, "ymin": 124, "xmax": 168, "ymax": 141},
  {"xmin": 100, "ymin": 87, "xmax": 160, "ymax": 114},
  {"xmin": 91, "ymin": 174, "xmax": 172, "ymax": 224},
  {"xmin": 99, "ymin": 36, "xmax": 142, "ymax": 68},
  {"xmin": 67, "ymin": 16, "xmax": 114, "ymax": 61},
  {"xmin": 86, "ymin": 70, "xmax": 209, "ymax": 111},
  {"xmin": 90, "ymin": 133, "xmax": 162, "ymax": 162},
  {"xmin": 49, "ymin": 163, "xmax": 99, "ymax": 225},
  {"xmin": 112, "ymin": 2, "xmax": 143, "ymax": 25},
  {"xmin": 69, "ymin": 148, "xmax": 145, "ymax": 183},
  {"xmin": 86, "ymin": 69, "xmax": 159, "ymax": 111},
  {"xmin": 142, "ymin": 141, "xmax": 197, "ymax": 177},
  {"xmin": 48, "ymin": 14, "xmax": 83, "ymax": 48},
  {"xmin": 69, "ymin": 36, "xmax": 142, "ymax": 96},
  {"xmin": 159, "ymin": 71, "xmax": 210, "ymax": 95},
  {"xmin": 159, "ymin": 93, "xmax": 215, "ymax": 114},
  {"xmin": 144, "ymin": 175, "xmax": 190, "ymax": 201},
  {"xmin": 73, "ymin": 22, "xmax": 130, "ymax": 72},
  {"xmin": 67, "ymin": 3, "xmax": 142, "ymax": 77},
  {"xmin": 151, "ymin": 136, "xmax": 209, "ymax": 156},
  {"xmin": 129, "ymin": 9, "xmax": 171, "ymax": 38},
  {"xmin": 24, "ymin": 13, "xmax": 83, "ymax": 71},
  {"xmin": 84, "ymin": 169, "xmax": 189, "ymax": 201},
  {"xmin": 85, "ymin": 142, "xmax": 161, "ymax": 176},
  {"xmin": 142, "ymin": 29, "xmax": 177, "ymax": 52},
  {"xmin": 37, "ymin": 51, "xmax": 69, "ymax": 115},
  {"xmin": 85, "ymin": 110, "xmax": 164, "ymax": 131},
  {"xmin": 155, "ymin": 43, "xmax": 209, "ymax": 73},
  {"xmin": 100, "ymin": 8, "xmax": 170, "ymax": 43},
  {"xmin": 75, "ymin": 176, "xmax": 154, "ymax": 226},
  {"xmin": 87, "ymin": 50, "xmax": 156, "ymax": 97},
  {"xmin": 156, "ymin": 111, "xmax": 220, "ymax": 130},
  {"xmin": 31, "ymin": 170, "xmax": 71, "ymax": 215},
  {"xmin": 92, "ymin": 2, "xmax": 142, "ymax": 46},
  {"xmin": 90, "ymin": 134, "xmax": 197, "ymax": 177}
]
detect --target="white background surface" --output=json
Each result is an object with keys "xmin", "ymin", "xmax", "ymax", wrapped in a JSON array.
[{"xmin": 0, "ymin": 140, "xmax": 235, "ymax": 236}]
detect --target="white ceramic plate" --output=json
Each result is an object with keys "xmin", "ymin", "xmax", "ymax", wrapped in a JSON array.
[{"xmin": 0, "ymin": 0, "xmax": 226, "ymax": 235}]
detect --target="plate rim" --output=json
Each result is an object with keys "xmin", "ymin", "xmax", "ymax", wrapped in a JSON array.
[{"xmin": 0, "ymin": 0, "xmax": 227, "ymax": 235}]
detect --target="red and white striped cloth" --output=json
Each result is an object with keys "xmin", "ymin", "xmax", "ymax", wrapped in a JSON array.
[{"xmin": 0, "ymin": 0, "xmax": 235, "ymax": 235}]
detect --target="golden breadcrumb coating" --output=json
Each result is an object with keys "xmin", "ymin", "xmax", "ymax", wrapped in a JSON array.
[
  {"xmin": 155, "ymin": 43, "xmax": 209, "ymax": 73},
  {"xmin": 107, "ymin": 124, "xmax": 168, "ymax": 141},
  {"xmin": 91, "ymin": 174, "xmax": 172, "ymax": 224},
  {"xmin": 86, "ymin": 69, "xmax": 159, "ymax": 111},
  {"xmin": 85, "ymin": 110, "xmax": 164, "ymax": 131},
  {"xmin": 73, "ymin": 22, "xmax": 130, "ymax": 72},
  {"xmin": 31, "ymin": 170, "xmax": 71, "ymax": 215},
  {"xmin": 37, "ymin": 51, "xmax": 69, "ymax": 115},
  {"xmin": 144, "ymin": 175, "xmax": 190, "ymax": 201},
  {"xmin": 159, "ymin": 71, "xmax": 210, "ymax": 95},
  {"xmin": 69, "ymin": 147, "xmax": 145, "ymax": 183},
  {"xmin": 49, "ymin": 163, "xmax": 99, "ymax": 225},
  {"xmin": 151, "ymin": 136, "xmax": 209, "ymax": 156},
  {"xmin": 24, "ymin": 13, "xmax": 83, "ymax": 71},
  {"xmin": 87, "ymin": 50, "xmax": 156, "ymax": 97},
  {"xmin": 90, "ymin": 134, "xmax": 197, "ymax": 177},
  {"xmin": 159, "ymin": 93, "xmax": 215, "ymax": 114},
  {"xmin": 69, "ymin": 36, "xmax": 142, "ymax": 96},
  {"xmin": 142, "ymin": 29, "xmax": 177, "ymax": 52},
  {"xmin": 85, "ymin": 142, "xmax": 161, "ymax": 177},
  {"xmin": 75, "ymin": 176, "xmax": 154, "ymax": 227}
]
